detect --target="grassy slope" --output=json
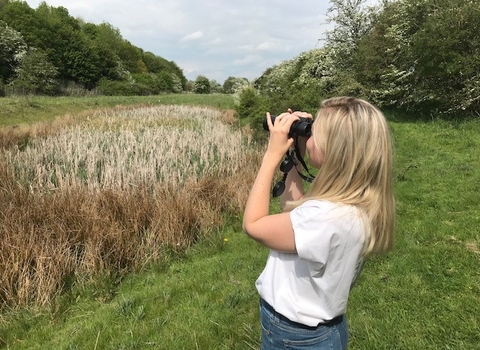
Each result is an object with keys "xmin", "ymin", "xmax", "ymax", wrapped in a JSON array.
[
  {"xmin": 1, "ymin": 97, "xmax": 479, "ymax": 349},
  {"xmin": 0, "ymin": 94, "xmax": 236, "ymax": 127}
]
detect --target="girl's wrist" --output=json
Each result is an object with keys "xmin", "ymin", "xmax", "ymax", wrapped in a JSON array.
[{"xmin": 262, "ymin": 152, "xmax": 283, "ymax": 169}]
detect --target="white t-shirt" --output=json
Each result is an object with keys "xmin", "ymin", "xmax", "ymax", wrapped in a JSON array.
[{"xmin": 255, "ymin": 200, "xmax": 367, "ymax": 326}]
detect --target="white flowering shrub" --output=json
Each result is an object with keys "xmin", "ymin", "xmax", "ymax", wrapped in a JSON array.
[
  {"xmin": 223, "ymin": 77, "xmax": 249, "ymax": 95},
  {"xmin": 254, "ymin": 0, "xmax": 480, "ymax": 117},
  {"xmin": 193, "ymin": 75, "xmax": 211, "ymax": 94},
  {"xmin": 0, "ymin": 21, "xmax": 27, "ymax": 82},
  {"xmin": 10, "ymin": 48, "xmax": 58, "ymax": 95},
  {"xmin": 358, "ymin": 0, "xmax": 480, "ymax": 115}
]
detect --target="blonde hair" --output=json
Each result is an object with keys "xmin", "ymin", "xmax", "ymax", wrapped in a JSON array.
[{"xmin": 285, "ymin": 97, "xmax": 395, "ymax": 256}]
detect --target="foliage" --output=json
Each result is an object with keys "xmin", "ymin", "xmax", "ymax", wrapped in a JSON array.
[
  {"xmin": 142, "ymin": 52, "xmax": 186, "ymax": 91},
  {"xmin": 209, "ymin": 79, "xmax": 223, "ymax": 93},
  {"xmin": 234, "ymin": 85, "xmax": 271, "ymax": 141},
  {"xmin": 0, "ymin": 1, "xmax": 187, "ymax": 95},
  {"xmin": 253, "ymin": 49, "xmax": 338, "ymax": 113},
  {"xmin": 193, "ymin": 75, "xmax": 211, "ymax": 94},
  {"xmin": 10, "ymin": 48, "xmax": 58, "ymax": 95},
  {"xmin": 0, "ymin": 20, "xmax": 27, "ymax": 83},
  {"xmin": 355, "ymin": 0, "xmax": 480, "ymax": 115},
  {"xmin": 251, "ymin": 0, "xmax": 480, "ymax": 119},
  {"xmin": 236, "ymin": 86, "xmax": 262, "ymax": 119},
  {"xmin": 325, "ymin": 0, "xmax": 376, "ymax": 71},
  {"xmin": 223, "ymin": 76, "xmax": 249, "ymax": 94},
  {"xmin": 245, "ymin": 0, "xmax": 378, "ymax": 115},
  {"xmin": 97, "ymin": 78, "xmax": 150, "ymax": 96}
]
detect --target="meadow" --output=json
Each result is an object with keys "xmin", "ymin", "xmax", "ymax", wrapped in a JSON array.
[{"xmin": 0, "ymin": 95, "xmax": 479, "ymax": 349}]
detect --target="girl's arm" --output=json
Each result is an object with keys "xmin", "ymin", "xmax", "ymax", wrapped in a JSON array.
[
  {"xmin": 279, "ymin": 111, "xmax": 312, "ymax": 209},
  {"xmin": 279, "ymin": 153, "xmax": 305, "ymax": 209},
  {"xmin": 242, "ymin": 112, "xmax": 300, "ymax": 253}
]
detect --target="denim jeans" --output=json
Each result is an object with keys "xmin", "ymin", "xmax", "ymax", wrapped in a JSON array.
[{"xmin": 260, "ymin": 299, "xmax": 348, "ymax": 350}]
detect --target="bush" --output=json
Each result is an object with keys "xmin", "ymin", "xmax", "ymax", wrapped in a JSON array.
[
  {"xmin": 223, "ymin": 77, "xmax": 249, "ymax": 94},
  {"xmin": 131, "ymin": 73, "xmax": 160, "ymax": 94},
  {"xmin": 356, "ymin": 0, "xmax": 480, "ymax": 116},
  {"xmin": 235, "ymin": 86, "xmax": 271, "ymax": 140},
  {"xmin": 96, "ymin": 79, "xmax": 138, "ymax": 96},
  {"xmin": 193, "ymin": 75, "xmax": 211, "ymax": 94}
]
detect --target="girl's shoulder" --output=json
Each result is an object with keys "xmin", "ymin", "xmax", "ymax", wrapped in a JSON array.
[
  {"xmin": 299, "ymin": 199, "xmax": 356, "ymax": 214},
  {"xmin": 295, "ymin": 199, "xmax": 365, "ymax": 228}
]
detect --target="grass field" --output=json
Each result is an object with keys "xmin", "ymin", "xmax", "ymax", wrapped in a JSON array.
[
  {"xmin": 0, "ymin": 94, "xmax": 236, "ymax": 127},
  {"xmin": 0, "ymin": 96, "xmax": 479, "ymax": 349}
]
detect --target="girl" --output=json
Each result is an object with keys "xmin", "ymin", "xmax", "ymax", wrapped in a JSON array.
[{"xmin": 243, "ymin": 97, "xmax": 395, "ymax": 349}]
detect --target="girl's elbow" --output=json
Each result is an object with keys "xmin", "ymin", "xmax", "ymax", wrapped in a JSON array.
[
  {"xmin": 242, "ymin": 221, "xmax": 255, "ymax": 239},
  {"xmin": 242, "ymin": 221, "xmax": 251, "ymax": 235}
]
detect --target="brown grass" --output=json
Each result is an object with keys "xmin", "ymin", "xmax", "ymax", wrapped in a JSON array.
[
  {"xmin": 0, "ymin": 105, "xmax": 262, "ymax": 308},
  {"xmin": 466, "ymin": 241, "xmax": 480, "ymax": 255}
]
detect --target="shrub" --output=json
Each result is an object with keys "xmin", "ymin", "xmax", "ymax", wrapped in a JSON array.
[{"xmin": 193, "ymin": 75, "xmax": 211, "ymax": 94}]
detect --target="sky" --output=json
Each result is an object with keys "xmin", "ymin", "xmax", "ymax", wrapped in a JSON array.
[{"xmin": 23, "ymin": 1, "xmax": 365, "ymax": 83}]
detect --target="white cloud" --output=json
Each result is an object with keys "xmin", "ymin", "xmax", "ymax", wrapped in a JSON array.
[
  {"xmin": 256, "ymin": 42, "xmax": 277, "ymax": 51},
  {"xmin": 233, "ymin": 55, "xmax": 263, "ymax": 66},
  {"xmin": 181, "ymin": 31, "xmax": 204, "ymax": 42}
]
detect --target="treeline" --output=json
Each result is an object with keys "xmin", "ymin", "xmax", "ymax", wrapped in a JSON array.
[
  {"xmin": 0, "ymin": 0, "xmax": 187, "ymax": 96},
  {"xmin": 239, "ymin": 0, "xmax": 480, "ymax": 119},
  {"xmin": 2, "ymin": 0, "xmax": 479, "ymax": 117}
]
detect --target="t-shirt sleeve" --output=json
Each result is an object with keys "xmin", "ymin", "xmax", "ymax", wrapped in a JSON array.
[{"xmin": 290, "ymin": 200, "xmax": 342, "ymax": 265}]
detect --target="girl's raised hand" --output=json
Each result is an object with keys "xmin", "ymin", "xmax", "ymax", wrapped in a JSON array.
[{"xmin": 264, "ymin": 111, "xmax": 299, "ymax": 162}]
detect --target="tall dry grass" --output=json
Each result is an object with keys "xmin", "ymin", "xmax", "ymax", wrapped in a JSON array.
[{"xmin": 0, "ymin": 105, "xmax": 261, "ymax": 308}]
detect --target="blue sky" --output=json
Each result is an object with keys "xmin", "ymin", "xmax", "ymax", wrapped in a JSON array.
[{"xmin": 25, "ymin": 0, "xmax": 376, "ymax": 83}]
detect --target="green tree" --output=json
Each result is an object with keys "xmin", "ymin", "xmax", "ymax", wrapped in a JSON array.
[
  {"xmin": 0, "ymin": 20, "xmax": 27, "ymax": 83},
  {"xmin": 223, "ymin": 76, "xmax": 249, "ymax": 94},
  {"xmin": 193, "ymin": 75, "xmax": 211, "ymax": 94},
  {"xmin": 0, "ymin": 0, "xmax": 9, "ymax": 11},
  {"xmin": 80, "ymin": 22, "xmax": 123, "ymax": 81},
  {"xmin": 325, "ymin": 0, "xmax": 374, "ymax": 69},
  {"xmin": 0, "ymin": 1, "xmax": 41, "ymax": 48},
  {"xmin": 169, "ymin": 73, "xmax": 183, "ymax": 93},
  {"xmin": 142, "ymin": 51, "xmax": 186, "ymax": 91},
  {"xmin": 410, "ymin": 0, "xmax": 480, "ymax": 114},
  {"xmin": 34, "ymin": 3, "xmax": 101, "ymax": 87},
  {"xmin": 357, "ymin": 0, "xmax": 480, "ymax": 115},
  {"xmin": 143, "ymin": 51, "xmax": 170, "ymax": 73},
  {"xmin": 11, "ymin": 48, "xmax": 58, "ymax": 95},
  {"xmin": 209, "ymin": 79, "xmax": 222, "ymax": 93},
  {"xmin": 0, "ymin": 1, "xmax": 186, "ymax": 95},
  {"xmin": 85, "ymin": 22, "xmax": 147, "ymax": 78}
]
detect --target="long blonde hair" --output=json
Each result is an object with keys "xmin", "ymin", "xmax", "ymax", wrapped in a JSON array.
[{"xmin": 286, "ymin": 97, "xmax": 395, "ymax": 256}]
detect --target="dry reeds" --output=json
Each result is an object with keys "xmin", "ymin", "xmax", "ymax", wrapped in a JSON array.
[{"xmin": 0, "ymin": 105, "xmax": 262, "ymax": 308}]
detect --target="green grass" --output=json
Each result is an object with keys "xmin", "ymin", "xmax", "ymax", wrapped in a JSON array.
[
  {"xmin": 346, "ymin": 117, "xmax": 480, "ymax": 350},
  {"xmin": 1, "ymin": 226, "xmax": 266, "ymax": 349},
  {"xmin": 0, "ymin": 94, "xmax": 236, "ymax": 127},
  {"xmin": 1, "ymin": 98, "xmax": 479, "ymax": 349}
]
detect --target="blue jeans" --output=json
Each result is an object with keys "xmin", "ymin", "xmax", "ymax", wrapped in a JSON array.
[{"xmin": 260, "ymin": 299, "xmax": 348, "ymax": 350}]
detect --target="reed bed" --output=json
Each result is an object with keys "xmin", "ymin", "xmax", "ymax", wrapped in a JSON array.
[
  {"xmin": 0, "ymin": 105, "xmax": 261, "ymax": 308},
  {"xmin": 3, "ymin": 105, "xmax": 251, "ymax": 191}
]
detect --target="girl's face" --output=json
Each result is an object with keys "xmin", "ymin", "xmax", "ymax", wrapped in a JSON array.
[{"xmin": 306, "ymin": 123, "xmax": 324, "ymax": 168}]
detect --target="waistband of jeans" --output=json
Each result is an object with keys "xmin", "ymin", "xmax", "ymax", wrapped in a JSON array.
[{"xmin": 260, "ymin": 298, "xmax": 343, "ymax": 330}]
